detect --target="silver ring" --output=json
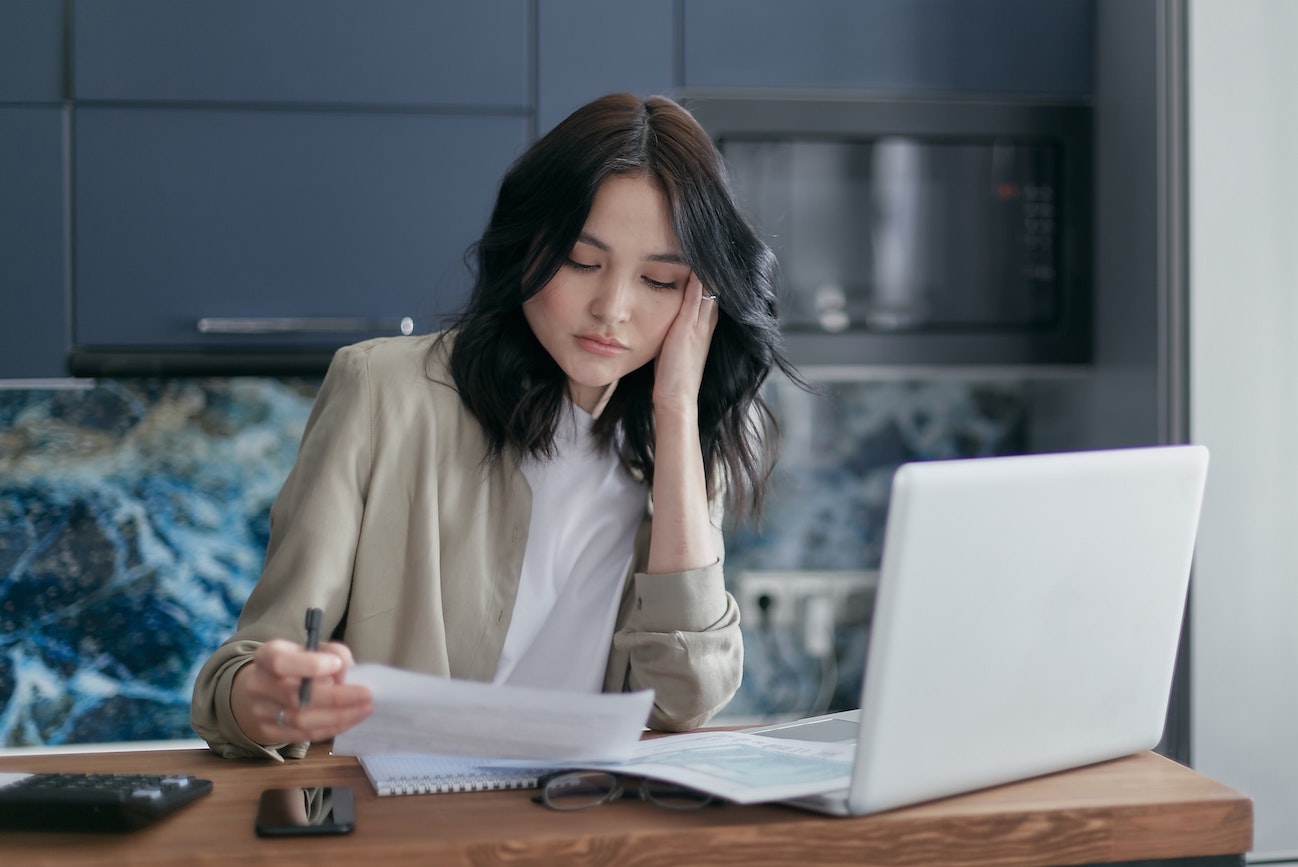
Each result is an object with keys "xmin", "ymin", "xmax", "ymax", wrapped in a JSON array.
[
  {"xmin": 702, "ymin": 293, "xmax": 719, "ymax": 301},
  {"xmin": 276, "ymin": 708, "xmax": 287, "ymax": 728}
]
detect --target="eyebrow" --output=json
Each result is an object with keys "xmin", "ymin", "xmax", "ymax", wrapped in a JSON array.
[{"xmin": 576, "ymin": 232, "xmax": 688, "ymax": 266}]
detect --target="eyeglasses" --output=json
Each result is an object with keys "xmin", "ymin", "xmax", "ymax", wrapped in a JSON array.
[{"xmin": 533, "ymin": 770, "xmax": 714, "ymax": 811}]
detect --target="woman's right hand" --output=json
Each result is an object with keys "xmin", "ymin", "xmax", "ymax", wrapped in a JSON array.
[{"xmin": 230, "ymin": 639, "xmax": 374, "ymax": 746}]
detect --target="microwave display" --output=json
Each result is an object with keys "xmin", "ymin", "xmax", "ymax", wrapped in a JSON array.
[{"xmin": 721, "ymin": 136, "xmax": 1062, "ymax": 336}]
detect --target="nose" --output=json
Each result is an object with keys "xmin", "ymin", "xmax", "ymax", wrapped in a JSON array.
[{"xmin": 589, "ymin": 271, "xmax": 632, "ymax": 324}]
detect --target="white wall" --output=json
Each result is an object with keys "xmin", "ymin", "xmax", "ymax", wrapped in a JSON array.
[{"xmin": 1189, "ymin": 0, "xmax": 1298, "ymax": 859}]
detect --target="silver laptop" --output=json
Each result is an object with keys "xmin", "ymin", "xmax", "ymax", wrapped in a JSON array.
[{"xmin": 749, "ymin": 444, "xmax": 1209, "ymax": 816}]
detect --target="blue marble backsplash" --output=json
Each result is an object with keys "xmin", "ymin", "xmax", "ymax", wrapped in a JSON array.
[
  {"xmin": 0, "ymin": 374, "xmax": 1024, "ymax": 746},
  {"xmin": 727, "ymin": 376, "xmax": 1026, "ymax": 574},
  {"xmin": 0, "ymin": 379, "xmax": 316, "ymax": 746}
]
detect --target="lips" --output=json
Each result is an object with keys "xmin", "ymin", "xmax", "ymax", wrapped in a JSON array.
[{"xmin": 575, "ymin": 334, "xmax": 628, "ymax": 357}]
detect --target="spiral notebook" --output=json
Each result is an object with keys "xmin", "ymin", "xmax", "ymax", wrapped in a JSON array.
[{"xmin": 357, "ymin": 755, "xmax": 553, "ymax": 796}]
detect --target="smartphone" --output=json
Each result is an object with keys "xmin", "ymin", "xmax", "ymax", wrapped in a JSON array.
[{"xmin": 255, "ymin": 785, "xmax": 356, "ymax": 837}]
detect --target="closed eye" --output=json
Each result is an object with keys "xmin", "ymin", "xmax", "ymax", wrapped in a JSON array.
[
  {"xmin": 644, "ymin": 276, "xmax": 679, "ymax": 290},
  {"xmin": 565, "ymin": 258, "xmax": 598, "ymax": 273}
]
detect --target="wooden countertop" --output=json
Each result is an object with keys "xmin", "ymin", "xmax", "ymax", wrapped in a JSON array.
[{"xmin": 0, "ymin": 745, "xmax": 1251, "ymax": 866}]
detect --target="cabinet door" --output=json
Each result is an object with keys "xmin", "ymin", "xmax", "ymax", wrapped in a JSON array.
[
  {"xmin": 682, "ymin": 0, "xmax": 1092, "ymax": 97},
  {"xmin": 0, "ymin": 0, "xmax": 64, "ymax": 103},
  {"xmin": 0, "ymin": 107, "xmax": 68, "ymax": 379},
  {"xmin": 535, "ymin": 0, "xmax": 676, "ymax": 135},
  {"xmin": 73, "ymin": 108, "xmax": 528, "ymax": 351},
  {"xmin": 72, "ymin": 0, "xmax": 530, "ymax": 108}
]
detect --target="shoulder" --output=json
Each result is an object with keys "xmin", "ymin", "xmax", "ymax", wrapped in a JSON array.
[
  {"xmin": 309, "ymin": 333, "xmax": 467, "ymax": 439},
  {"xmin": 327, "ymin": 332, "xmax": 490, "ymax": 447},
  {"xmin": 328, "ymin": 332, "xmax": 458, "ymax": 399},
  {"xmin": 335, "ymin": 331, "xmax": 451, "ymax": 375}
]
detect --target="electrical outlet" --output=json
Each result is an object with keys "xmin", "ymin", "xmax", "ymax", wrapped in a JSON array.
[{"xmin": 734, "ymin": 570, "xmax": 878, "ymax": 632}]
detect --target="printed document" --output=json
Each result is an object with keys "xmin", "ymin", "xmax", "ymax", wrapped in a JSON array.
[
  {"xmin": 589, "ymin": 731, "xmax": 856, "ymax": 804},
  {"xmin": 331, "ymin": 663, "xmax": 654, "ymax": 763}
]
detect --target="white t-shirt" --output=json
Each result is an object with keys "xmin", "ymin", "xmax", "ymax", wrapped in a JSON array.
[{"xmin": 492, "ymin": 404, "xmax": 644, "ymax": 691}]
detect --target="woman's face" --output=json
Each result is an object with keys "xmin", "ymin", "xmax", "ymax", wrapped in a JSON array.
[{"xmin": 524, "ymin": 173, "xmax": 692, "ymax": 414}]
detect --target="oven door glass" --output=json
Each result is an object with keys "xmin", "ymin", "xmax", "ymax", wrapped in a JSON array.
[{"xmin": 721, "ymin": 136, "xmax": 1060, "ymax": 335}]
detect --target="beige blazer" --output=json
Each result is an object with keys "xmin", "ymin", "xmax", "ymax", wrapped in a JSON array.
[{"xmin": 189, "ymin": 333, "xmax": 742, "ymax": 760}]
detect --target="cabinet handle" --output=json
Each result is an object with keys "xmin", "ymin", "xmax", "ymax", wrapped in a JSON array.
[{"xmin": 197, "ymin": 316, "xmax": 415, "ymax": 336}]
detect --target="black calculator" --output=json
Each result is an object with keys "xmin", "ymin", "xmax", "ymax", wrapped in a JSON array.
[{"xmin": 0, "ymin": 772, "xmax": 213, "ymax": 832}]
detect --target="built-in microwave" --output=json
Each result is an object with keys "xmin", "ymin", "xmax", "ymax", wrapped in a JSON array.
[{"xmin": 683, "ymin": 94, "xmax": 1092, "ymax": 369}]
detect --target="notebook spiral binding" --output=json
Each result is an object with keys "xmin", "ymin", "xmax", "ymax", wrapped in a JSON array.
[
  {"xmin": 359, "ymin": 756, "xmax": 545, "ymax": 797},
  {"xmin": 383, "ymin": 772, "xmax": 540, "ymax": 796}
]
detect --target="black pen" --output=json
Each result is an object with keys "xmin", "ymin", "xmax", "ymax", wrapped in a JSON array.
[{"xmin": 299, "ymin": 607, "xmax": 323, "ymax": 708}]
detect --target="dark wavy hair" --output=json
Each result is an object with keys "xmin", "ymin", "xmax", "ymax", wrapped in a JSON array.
[{"xmin": 440, "ymin": 93, "xmax": 796, "ymax": 520}]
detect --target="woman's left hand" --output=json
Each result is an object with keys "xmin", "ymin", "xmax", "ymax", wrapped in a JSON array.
[{"xmin": 654, "ymin": 274, "xmax": 719, "ymax": 411}]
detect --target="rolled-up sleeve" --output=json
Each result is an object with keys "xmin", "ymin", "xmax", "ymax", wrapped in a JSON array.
[{"xmin": 611, "ymin": 558, "xmax": 743, "ymax": 731}]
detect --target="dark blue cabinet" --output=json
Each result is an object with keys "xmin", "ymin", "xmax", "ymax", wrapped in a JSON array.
[
  {"xmin": 0, "ymin": 108, "xmax": 68, "ymax": 380},
  {"xmin": 682, "ymin": 0, "xmax": 1093, "ymax": 97},
  {"xmin": 66, "ymin": 0, "xmax": 533, "ymax": 373},
  {"xmin": 72, "ymin": 0, "xmax": 531, "ymax": 108},
  {"xmin": 0, "ymin": 1, "xmax": 68, "ymax": 380},
  {"xmin": 535, "ymin": 0, "xmax": 675, "ymax": 135},
  {"xmin": 0, "ymin": 0, "xmax": 64, "ymax": 103},
  {"xmin": 73, "ymin": 108, "xmax": 528, "ymax": 355},
  {"xmin": 2, "ymin": 1, "xmax": 1098, "ymax": 378}
]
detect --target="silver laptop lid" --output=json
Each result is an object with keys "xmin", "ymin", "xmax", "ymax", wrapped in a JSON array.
[{"xmin": 849, "ymin": 445, "xmax": 1208, "ymax": 814}]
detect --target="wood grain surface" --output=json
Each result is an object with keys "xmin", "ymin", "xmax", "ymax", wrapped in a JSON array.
[{"xmin": 0, "ymin": 746, "xmax": 1251, "ymax": 866}]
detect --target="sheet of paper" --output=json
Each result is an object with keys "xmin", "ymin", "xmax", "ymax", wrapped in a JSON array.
[
  {"xmin": 583, "ymin": 731, "xmax": 856, "ymax": 804},
  {"xmin": 331, "ymin": 663, "xmax": 654, "ymax": 763}
]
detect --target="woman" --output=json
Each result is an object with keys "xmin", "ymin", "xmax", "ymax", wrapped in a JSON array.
[{"xmin": 190, "ymin": 93, "xmax": 795, "ymax": 760}]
